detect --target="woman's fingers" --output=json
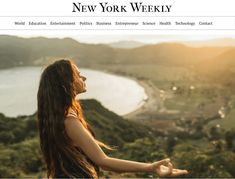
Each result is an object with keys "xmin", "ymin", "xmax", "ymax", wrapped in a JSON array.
[
  {"xmin": 153, "ymin": 158, "xmax": 188, "ymax": 177},
  {"xmin": 167, "ymin": 162, "xmax": 173, "ymax": 171},
  {"xmin": 170, "ymin": 169, "xmax": 189, "ymax": 177},
  {"xmin": 172, "ymin": 169, "xmax": 182, "ymax": 172},
  {"xmin": 172, "ymin": 168, "xmax": 188, "ymax": 173},
  {"xmin": 154, "ymin": 158, "xmax": 171, "ymax": 168},
  {"xmin": 157, "ymin": 165, "xmax": 188, "ymax": 177}
]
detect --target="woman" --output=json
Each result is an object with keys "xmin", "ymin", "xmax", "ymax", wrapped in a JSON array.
[{"xmin": 37, "ymin": 59, "xmax": 188, "ymax": 178}]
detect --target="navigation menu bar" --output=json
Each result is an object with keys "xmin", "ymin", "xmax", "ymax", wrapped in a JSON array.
[{"xmin": 1, "ymin": 16, "xmax": 235, "ymax": 30}]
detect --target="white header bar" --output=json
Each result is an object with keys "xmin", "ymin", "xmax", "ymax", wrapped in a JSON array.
[{"xmin": 0, "ymin": 0, "xmax": 235, "ymax": 33}]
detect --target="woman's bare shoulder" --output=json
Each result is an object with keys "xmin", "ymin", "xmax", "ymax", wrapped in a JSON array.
[
  {"xmin": 66, "ymin": 109, "xmax": 78, "ymax": 119},
  {"xmin": 65, "ymin": 114, "xmax": 79, "ymax": 126},
  {"xmin": 65, "ymin": 110, "xmax": 79, "ymax": 128},
  {"xmin": 65, "ymin": 115, "xmax": 77, "ymax": 121}
]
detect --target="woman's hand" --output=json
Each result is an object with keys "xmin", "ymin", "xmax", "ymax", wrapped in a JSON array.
[{"xmin": 150, "ymin": 158, "xmax": 189, "ymax": 177}]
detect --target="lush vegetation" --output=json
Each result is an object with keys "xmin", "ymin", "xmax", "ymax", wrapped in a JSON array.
[{"xmin": 0, "ymin": 99, "xmax": 235, "ymax": 178}]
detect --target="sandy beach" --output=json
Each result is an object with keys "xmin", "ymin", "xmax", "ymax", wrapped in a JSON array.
[
  {"xmin": 123, "ymin": 79, "xmax": 179, "ymax": 130},
  {"xmin": 124, "ymin": 79, "xmax": 161, "ymax": 119}
]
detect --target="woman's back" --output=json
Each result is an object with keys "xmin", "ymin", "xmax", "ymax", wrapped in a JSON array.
[{"xmin": 54, "ymin": 110, "xmax": 100, "ymax": 178}]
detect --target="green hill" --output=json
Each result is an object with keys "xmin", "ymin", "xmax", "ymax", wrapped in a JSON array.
[{"xmin": 81, "ymin": 99, "xmax": 155, "ymax": 146}]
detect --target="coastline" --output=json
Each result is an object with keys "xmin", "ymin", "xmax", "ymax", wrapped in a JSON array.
[
  {"xmin": 123, "ymin": 78, "xmax": 179, "ymax": 130},
  {"xmin": 91, "ymin": 66, "xmax": 179, "ymax": 130},
  {"xmin": 123, "ymin": 79, "xmax": 161, "ymax": 120},
  {"xmin": 89, "ymin": 66, "xmax": 164, "ymax": 121},
  {"xmin": 80, "ymin": 66, "xmax": 151, "ymax": 118},
  {"xmin": 84, "ymin": 67, "xmax": 159, "ymax": 120}
]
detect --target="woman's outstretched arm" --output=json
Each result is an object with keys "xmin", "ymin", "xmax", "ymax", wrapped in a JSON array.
[{"xmin": 64, "ymin": 116, "xmax": 188, "ymax": 177}]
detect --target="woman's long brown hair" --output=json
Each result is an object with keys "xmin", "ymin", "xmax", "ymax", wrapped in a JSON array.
[{"xmin": 37, "ymin": 59, "xmax": 112, "ymax": 178}]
